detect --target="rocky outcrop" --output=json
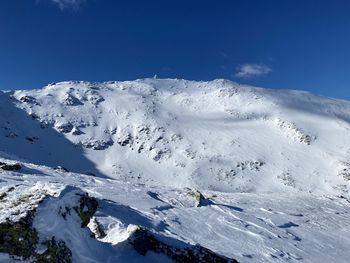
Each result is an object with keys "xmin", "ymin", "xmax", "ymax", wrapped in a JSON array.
[
  {"xmin": 0, "ymin": 162, "xmax": 22, "ymax": 171},
  {"xmin": 275, "ymin": 118, "xmax": 314, "ymax": 145},
  {"xmin": 83, "ymin": 139, "xmax": 114, "ymax": 150},
  {"xmin": 186, "ymin": 189, "xmax": 210, "ymax": 207},
  {"xmin": 73, "ymin": 193, "xmax": 98, "ymax": 227},
  {"xmin": 62, "ymin": 94, "xmax": 83, "ymax": 106},
  {"xmin": 339, "ymin": 162, "xmax": 350, "ymax": 181},
  {"xmin": 54, "ymin": 122, "xmax": 74, "ymax": 133},
  {"xmin": 19, "ymin": 95, "xmax": 39, "ymax": 105},
  {"xmin": 236, "ymin": 161, "xmax": 264, "ymax": 171},
  {"xmin": 129, "ymin": 226, "xmax": 237, "ymax": 263},
  {"xmin": 36, "ymin": 237, "xmax": 72, "ymax": 263},
  {"xmin": 0, "ymin": 210, "xmax": 72, "ymax": 263},
  {"xmin": 88, "ymin": 217, "xmax": 106, "ymax": 239},
  {"xmin": 65, "ymin": 189, "xmax": 235, "ymax": 262},
  {"xmin": 0, "ymin": 212, "xmax": 38, "ymax": 260}
]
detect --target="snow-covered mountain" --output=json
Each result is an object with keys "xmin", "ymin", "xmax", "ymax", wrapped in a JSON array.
[{"xmin": 0, "ymin": 79, "xmax": 349, "ymax": 262}]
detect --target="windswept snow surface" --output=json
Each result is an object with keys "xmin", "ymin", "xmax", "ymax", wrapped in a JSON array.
[
  {"xmin": 0, "ymin": 79, "xmax": 350, "ymax": 262},
  {"xmin": 0, "ymin": 159, "xmax": 349, "ymax": 262}
]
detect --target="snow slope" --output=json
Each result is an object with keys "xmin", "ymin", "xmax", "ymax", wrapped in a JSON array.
[
  {"xmin": 0, "ymin": 78, "xmax": 350, "ymax": 262},
  {"xmin": 0, "ymin": 158, "xmax": 349, "ymax": 262},
  {"xmin": 3, "ymin": 78, "xmax": 350, "ymax": 196}
]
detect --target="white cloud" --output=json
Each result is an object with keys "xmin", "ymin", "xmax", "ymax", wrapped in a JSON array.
[
  {"xmin": 235, "ymin": 64, "xmax": 272, "ymax": 78},
  {"xmin": 50, "ymin": 0, "xmax": 85, "ymax": 10}
]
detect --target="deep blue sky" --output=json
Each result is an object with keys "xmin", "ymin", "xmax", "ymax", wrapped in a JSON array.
[{"xmin": 1, "ymin": 0, "xmax": 350, "ymax": 100}]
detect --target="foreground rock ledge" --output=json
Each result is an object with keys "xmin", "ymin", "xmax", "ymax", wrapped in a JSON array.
[{"xmin": 0, "ymin": 185, "xmax": 237, "ymax": 263}]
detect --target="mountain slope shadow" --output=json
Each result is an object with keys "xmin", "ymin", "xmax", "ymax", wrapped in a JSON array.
[{"xmin": 0, "ymin": 91, "xmax": 105, "ymax": 178}]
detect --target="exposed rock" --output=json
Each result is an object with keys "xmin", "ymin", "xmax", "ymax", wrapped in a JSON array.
[
  {"xmin": 26, "ymin": 136, "xmax": 39, "ymax": 143},
  {"xmin": 55, "ymin": 122, "xmax": 73, "ymax": 133},
  {"xmin": 151, "ymin": 148, "xmax": 171, "ymax": 162},
  {"xmin": 62, "ymin": 94, "xmax": 83, "ymax": 106},
  {"xmin": 71, "ymin": 127, "xmax": 84, "ymax": 135},
  {"xmin": 236, "ymin": 161, "xmax": 264, "ymax": 171},
  {"xmin": 88, "ymin": 217, "xmax": 106, "ymax": 239},
  {"xmin": 0, "ymin": 212, "xmax": 38, "ymax": 260},
  {"xmin": 339, "ymin": 162, "xmax": 350, "ymax": 181},
  {"xmin": 186, "ymin": 189, "xmax": 210, "ymax": 207},
  {"xmin": 83, "ymin": 139, "xmax": 114, "ymax": 150},
  {"xmin": 54, "ymin": 166, "xmax": 69, "ymax": 173},
  {"xmin": 275, "ymin": 119, "xmax": 315, "ymax": 145},
  {"xmin": 184, "ymin": 149, "xmax": 197, "ymax": 160},
  {"xmin": 59, "ymin": 206, "xmax": 72, "ymax": 220},
  {"xmin": 0, "ymin": 212, "xmax": 73, "ymax": 262},
  {"xmin": 0, "ymin": 162, "xmax": 22, "ymax": 171},
  {"xmin": 0, "ymin": 192, "xmax": 7, "ymax": 201},
  {"xmin": 36, "ymin": 237, "xmax": 72, "ymax": 263},
  {"xmin": 19, "ymin": 96, "xmax": 39, "ymax": 105},
  {"xmin": 117, "ymin": 131, "xmax": 133, "ymax": 147},
  {"xmin": 29, "ymin": 113, "xmax": 40, "ymax": 120},
  {"xmin": 73, "ymin": 193, "xmax": 98, "ymax": 227},
  {"xmin": 86, "ymin": 91, "xmax": 105, "ymax": 106},
  {"xmin": 129, "ymin": 226, "xmax": 237, "ymax": 263},
  {"xmin": 277, "ymin": 171, "xmax": 296, "ymax": 187}
]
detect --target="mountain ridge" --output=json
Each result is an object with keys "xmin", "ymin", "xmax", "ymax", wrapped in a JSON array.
[
  {"xmin": 0, "ymin": 79, "xmax": 350, "ymax": 262},
  {"xmin": 1, "ymin": 78, "xmax": 349, "ymax": 196}
]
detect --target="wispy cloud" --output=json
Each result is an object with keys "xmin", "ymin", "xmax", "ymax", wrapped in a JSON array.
[
  {"xmin": 235, "ymin": 64, "xmax": 272, "ymax": 78},
  {"xmin": 50, "ymin": 0, "xmax": 85, "ymax": 10}
]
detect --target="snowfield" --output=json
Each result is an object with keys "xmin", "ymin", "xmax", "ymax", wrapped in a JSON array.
[{"xmin": 0, "ymin": 78, "xmax": 350, "ymax": 262}]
